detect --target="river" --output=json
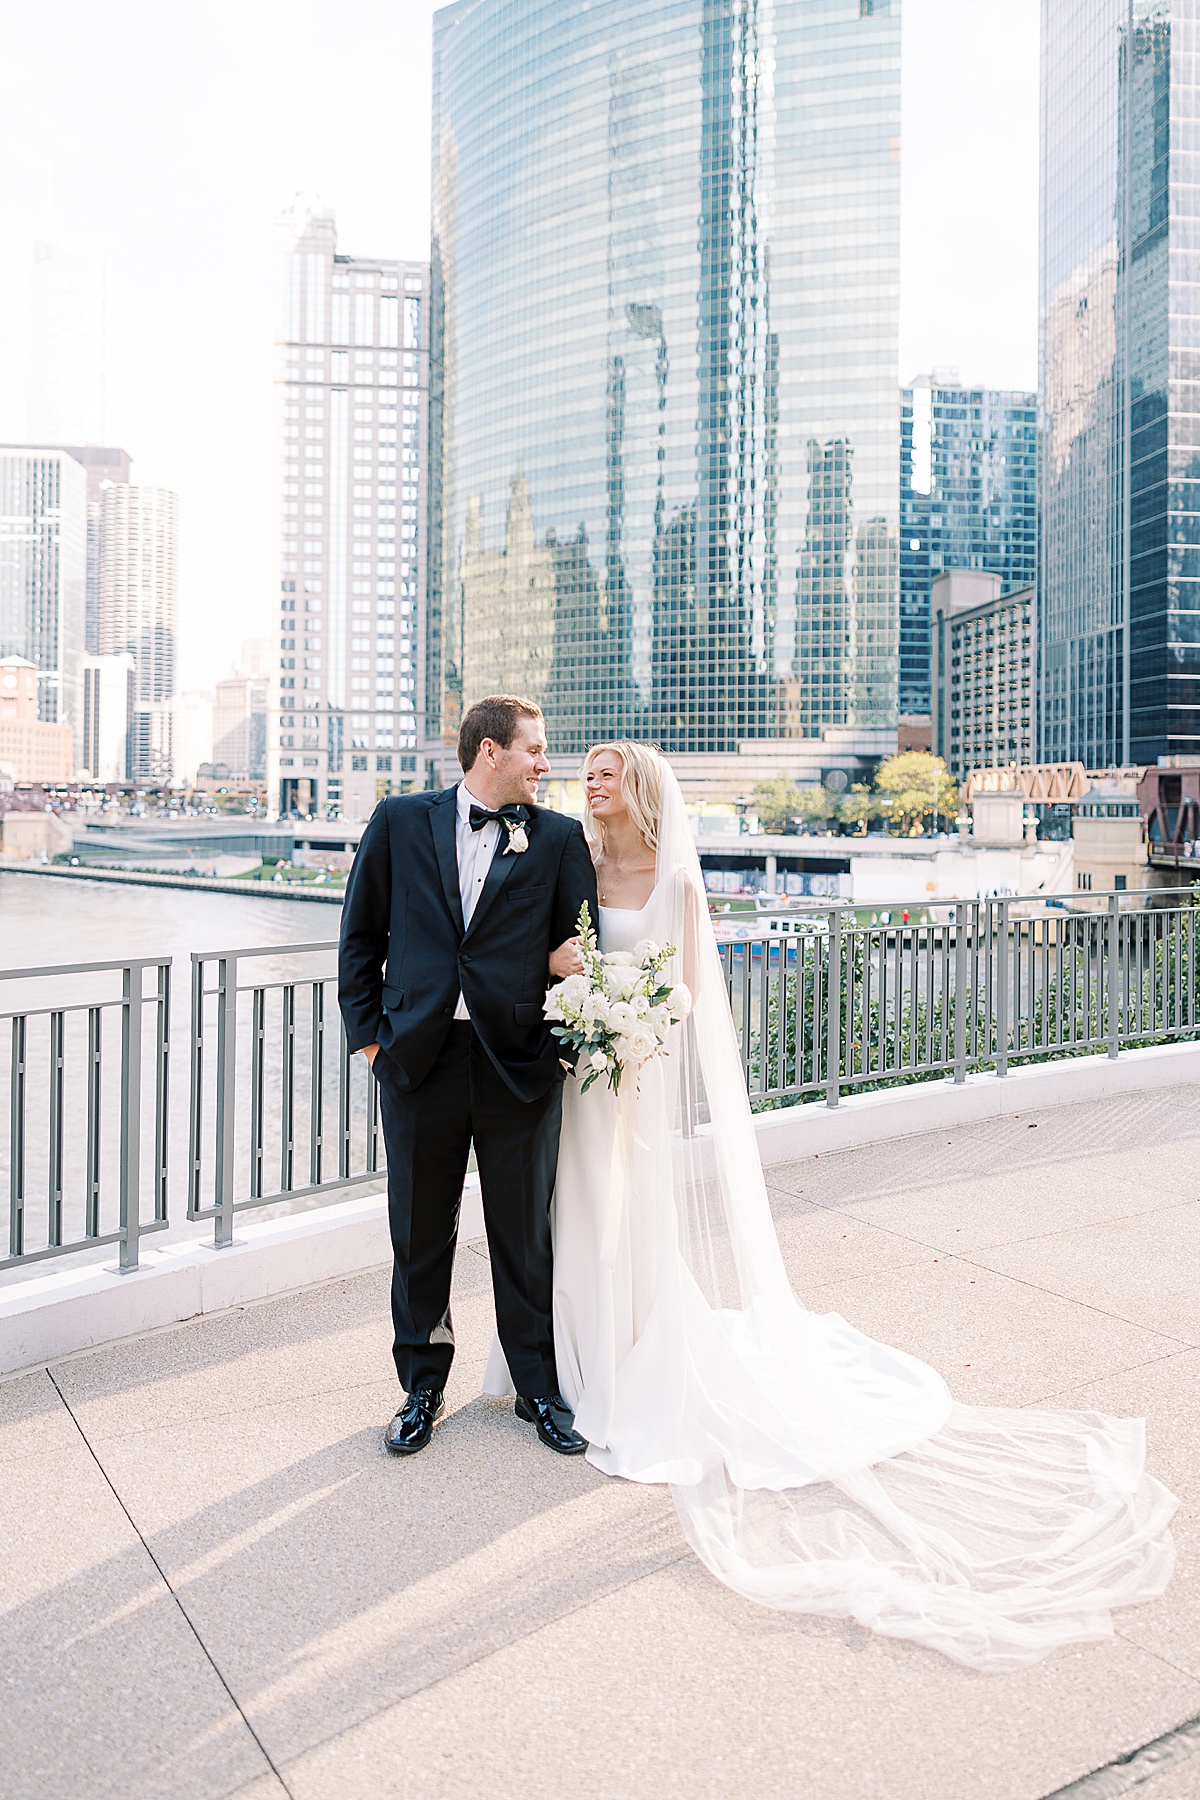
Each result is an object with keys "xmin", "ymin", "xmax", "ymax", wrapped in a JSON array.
[{"xmin": 0, "ymin": 869, "xmax": 338, "ymax": 971}]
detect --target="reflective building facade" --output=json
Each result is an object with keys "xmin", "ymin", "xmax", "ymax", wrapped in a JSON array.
[
  {"xmin": 899, "ymin": 378, "xmax": 1037, "ymax": 717},
  {"xmin": 428, "ymin": 0, "xmax": 901, "ymax": 756},
  {"xmin": 1041, "ymin": 0, "xmax": 1200, "ymax": 766}
]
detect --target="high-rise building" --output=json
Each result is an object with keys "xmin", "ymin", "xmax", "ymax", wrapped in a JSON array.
[
  {"xmin": 170, "ymin": 690, "xmax": 215, "ymax": 787},
  {"xmin": 95, "ymin": 481, "xmax": 179, "ymax": 775},
  {"xmin": 213, "ymin": 642, "xmax": 269, "ymax": 781},
  {"xmin": 428, "ymin": 0, "xmax": 901, "ymax": 761},
  {"xmin": 900, "ymin": 375, "xmax": 1037, "ymax": 717},
  {"xmin": 80, "ymin": 652, "xmax": 134, "ymax": 781},
  {"xmin": 930, "ymin": 570, "xmax": 1036, "ymax": 778},
  {"xmin": 271, "ymin": 198, "xmax": 429, "ymax": 819},
  {"xmin": 27, "ymin": 244, "xmax": 108, "ymax": 447},
  {"xmin": 62, "ymin": 446, "xmax": 132, "ymax": 652},
  {"xmin": 1041, "ymin": 0, "xmax": 1200, "ymax": 766},
  {"xmin": 0, "ymin": 448, "xmax": 87, "ymax": 759}
]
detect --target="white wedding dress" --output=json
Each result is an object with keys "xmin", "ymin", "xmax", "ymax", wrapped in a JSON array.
[{"xmin": 484, "ymin": 765, "xmax": 1178, "ymax": 1671}]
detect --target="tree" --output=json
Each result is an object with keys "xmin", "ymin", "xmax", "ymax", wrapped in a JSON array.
[
  {"xmin": 752, "ymin": 777, "xmax": 805, "ymax": 834},
  {"xmin": 873, "ymin": 752, "xmax": 959, "ymax": 836},
  {"xmin": 837, "ymin": 783, "xmax": 880, "ymax": 836},
  {"xmin": 793, "ymin": 785, "xmax": 837, "ymax": 833}
]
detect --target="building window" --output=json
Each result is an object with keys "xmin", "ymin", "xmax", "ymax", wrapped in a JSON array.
[
  {"xmin": 376, "ymin": 755, "xmax": 392, "ymax": 772},
  {"xmin": 351, "ymin": 755, "xmax": 368, "ymax": 771}
]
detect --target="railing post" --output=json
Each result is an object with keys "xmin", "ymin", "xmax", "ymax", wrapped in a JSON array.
[
  {"xmin": 9, "ymin": 1015, "xmax": 26, "ymax": 1260},
  {"xmin": 119, "ymin": 963, "xmax": 143, "ymax": 1272},
  {"xmin": 996, "ymin": 899, "xmax": 1010, "ymax": 1079},
  {"xmin": 953, "ymin": 904, "xmax": 968, "ymax": 1083},
  {"xmin": 826, "ymin": 905, "xmax": 842, "ymax": 1108},
  {"xmin": 214, "ymin": 953, "xmax": 237, "ymax": 1248},
  {"xmin": 1107, "ymin": 892, "xmax": 1120, "ymax": 1060}
]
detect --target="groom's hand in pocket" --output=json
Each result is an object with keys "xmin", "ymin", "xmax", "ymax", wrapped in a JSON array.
[
  {"xmin": 549, "ymin": 937, "xmax": 584, "ymax": 979},
  {"xmin": 361, "ymin": 1043, "xmax": 381, "ymax": 1067}
]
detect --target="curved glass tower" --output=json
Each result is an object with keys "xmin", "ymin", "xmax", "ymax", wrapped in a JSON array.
[{"xmin": 428, "ymin": 0, "xmax": 900, "ymax": 756}]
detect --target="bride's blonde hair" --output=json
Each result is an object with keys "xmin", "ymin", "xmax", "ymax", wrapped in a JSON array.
[{"xmin": 581, "ymin": 741, "xmax": 662, "ymax": 855}]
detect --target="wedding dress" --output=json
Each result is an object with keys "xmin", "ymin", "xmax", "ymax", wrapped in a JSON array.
[{"xmin": 485, "ymin": 763, "xmax": 1177, "ymax": 1671}]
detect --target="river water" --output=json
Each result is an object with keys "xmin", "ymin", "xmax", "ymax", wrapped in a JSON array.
[{"xmin": 0, "ymin": 870, "xmax": 338, "ymax": 970}]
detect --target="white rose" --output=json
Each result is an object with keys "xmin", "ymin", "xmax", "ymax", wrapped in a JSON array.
[
  {"xmin": 581, "ymin": 990, "xmax": 610, "ymax": 1024},
  {"xmin": 589, "ymin": 1049, "xmax": 612, "ymax": 1075},
  {"xmin": 605, "ymin": 966, "xmax": 641, "ymax": 1000},
  {"xmin": 607, "ymin": 1000, "xmax": 637, "ymax": 1034},
  {"xmin": 634, "ymin": 937, "xmax": 661, "ymax": 962},
  {"xmin": 667, "ymin": 983, "xmax": 692, "ymax": 1020},
  {"xmin": 648, "ymin": 1003, "xmax": 672, "ymax": 1036},
  {"xmin": 628, "ymin": 1024, "xmax": 658, "ymax": 1062}
]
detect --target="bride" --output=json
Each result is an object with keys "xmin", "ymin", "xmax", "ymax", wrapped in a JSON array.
[{"xmin": 486, "ymin": 741, "xmax": 1178, "ymax": 1671}]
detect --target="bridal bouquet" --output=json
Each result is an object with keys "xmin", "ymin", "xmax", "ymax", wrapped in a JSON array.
[{"xmin": 544, "ymin": 901, "xmax": 692, "ymax": 1095}]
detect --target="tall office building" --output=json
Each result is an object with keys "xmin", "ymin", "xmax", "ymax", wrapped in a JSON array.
[
  {"xmin": 27, "ymin": 244, "xmax": 108, "ymax": 447},
  {"xmin": 62, "ymin": 446, "xmax": 132, "ymax": 652},
  {"xmin": 900, "ymin": 376, "xmax": 1037, "ymax": 717},
  {"xmin": 96, "ymin": 482, "xmax": 179, "ymax": 776},
  {"xmin": 1041, "ymin": 0, "xmax": 1200, "ymax": 766},
  {"xmin": 272, "ymin": 198, "xmax": 429, "ymax": 819},
  {"xmin": 0, "ymin": 448, "xmax": 87, "ymax": 760},
  {"xmin": 213, "ymin": 642, "xmax": 270, "ymax": 781},
  {"xmin": 80, "ymin": 652, "xmax": 134, "ymax": 781},
  {"xmin": 428, "ymin": 0, "xmax": 901, "ymax": 759}
]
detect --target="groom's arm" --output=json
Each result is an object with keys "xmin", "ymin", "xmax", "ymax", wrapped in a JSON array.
[
  {"xmin": 550, "ymin": 819, "xmax": 599, "ymax": 966},
  {"xmin": 338, "ymin": 800, "xmax": 392, "ymax": 1055}
]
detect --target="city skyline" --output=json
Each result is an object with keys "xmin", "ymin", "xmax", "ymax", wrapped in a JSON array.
[{"xmin": 0, "ymin": 0, "xmax": 1038, "ymax": 700}]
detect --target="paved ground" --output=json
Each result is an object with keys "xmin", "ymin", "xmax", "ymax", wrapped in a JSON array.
[{"xmin": 4, "ymin": 1087, "xmax": 1200, "ymax": 1800}]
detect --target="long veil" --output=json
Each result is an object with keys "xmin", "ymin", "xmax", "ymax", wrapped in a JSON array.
[{"xmin": 647, "ymin": 756, "xmax": 1177, "ymax": 1671}]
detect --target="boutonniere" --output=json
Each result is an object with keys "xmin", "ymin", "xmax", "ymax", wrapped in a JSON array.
[{"xmin": 503, "ymin": 817, "xmax": 530, "ymax": 855}]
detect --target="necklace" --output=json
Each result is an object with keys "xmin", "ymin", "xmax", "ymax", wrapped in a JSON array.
[{"xmin": 598, "ymin": 857, "xmax": 655, "ymax": 904}]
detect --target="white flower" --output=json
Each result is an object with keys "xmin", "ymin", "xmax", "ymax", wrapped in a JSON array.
[
  {"xmin": 607, "ymin": 1000, "xmax": 637, "ymax": 1034},
  {"xmin": 633, "ymin": 937, "xmax": 661, "ymax": 962},
  {"xmin": 627, "ymin": 1024, "xmax": 658, "ymax": 1062},
  {"xmin": 667, "ymin": 983, "xmax": 692, "ymax": 1020},
  {"xmin": 604, "ymin": 950, "xmax": 635, "ymax": 967},
  {"xmin": 556, "ymin": 974, "xmax": 589, "ymax": 1007},
  {"xmin": 581, "ymin": 991, "xmax": 611, "ymax": 1024},
  {"xmin": 604, "ymin": 965, "xmax": 642, "ymax": 1000},
  {"xmin": 503, "ymin": 821, "xmax": 529, "ymax": 854},
  {"xmin": 589, "ymin": 1049, "xmax": 611, "ymax": 1075},
  {"xmin": 543, "ymin": 992, "xmax": 565, "ymax": 1021},
  {"xmin": 648, "ymin": 1003, "xmax": 672, "ymax": 1036}
]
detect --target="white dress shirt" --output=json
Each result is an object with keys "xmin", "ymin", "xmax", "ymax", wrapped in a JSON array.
[{"xmin": 453, "ymin": 779, "xmax": 500, "ymax": 1020}]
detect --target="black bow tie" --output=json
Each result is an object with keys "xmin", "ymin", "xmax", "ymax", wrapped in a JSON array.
[{"xmin": 468, "ymin": 803, "xmax": 530, "ymax": 832}]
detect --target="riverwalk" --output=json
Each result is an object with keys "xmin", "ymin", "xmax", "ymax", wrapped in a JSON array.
[{"xmin": 4, "ymin": 1086, "xmax": 1200, "ymax": 1799}]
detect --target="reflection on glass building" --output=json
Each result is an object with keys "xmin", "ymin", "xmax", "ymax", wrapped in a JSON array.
[
  {"xmin": 1041, "ymin": 0, "xmax": 1200, "ymax": 766},
  {"xmin": 428, "ymin": 0, "xmax": 901, "ymax": 757},
  {"xmin": 899, "ymin": 377, "xmax": 1037, "ymax": 717}
]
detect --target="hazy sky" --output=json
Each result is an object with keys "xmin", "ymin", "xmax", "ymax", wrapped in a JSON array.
[{"xmin": 0, "ymin": 0, "xmax": 1039, "ymax": 693}]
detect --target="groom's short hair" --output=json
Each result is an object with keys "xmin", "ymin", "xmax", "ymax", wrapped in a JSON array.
[{"xmin": 458, "ymin": 694, "xmax": 544, "ymax": 771}]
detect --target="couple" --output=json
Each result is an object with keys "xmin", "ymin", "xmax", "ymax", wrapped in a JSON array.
[{"xmin": 339, "ymin": 694, "xmax": 1178, "ymax": 1672}]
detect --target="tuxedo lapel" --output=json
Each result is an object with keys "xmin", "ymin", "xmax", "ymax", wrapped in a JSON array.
[{"xmin": 429, "ymin": 787, "xmax": 465, "ymax": 935}]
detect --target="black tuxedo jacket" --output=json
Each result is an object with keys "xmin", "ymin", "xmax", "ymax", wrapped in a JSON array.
[{"xmin": 338, "ymin": 785, "xmax": 598, "ymax": 1102}]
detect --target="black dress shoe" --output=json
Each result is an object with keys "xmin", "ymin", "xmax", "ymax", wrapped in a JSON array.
[
  {"xmin": 515, "ymin": 1393, "xmax": 588, "ymax": 1455},
  {"xmin": 383, "ymin": 1387, "xmax": 445, "ymax": 1455}
]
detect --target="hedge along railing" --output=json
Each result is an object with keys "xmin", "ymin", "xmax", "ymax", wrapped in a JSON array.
[{"xmin": 722, "ymin": 888, "xmax": 1200, "ymax": 1110}]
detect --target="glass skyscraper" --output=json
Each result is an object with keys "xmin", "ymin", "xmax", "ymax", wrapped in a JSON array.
[
  {"xmin": 428, "ymin": 0, "xmax": 901, "ymax": 757},
  {"xmin": 899, "ymin": 377, "xmax": 1037, "ymax": 717},
  {"xmin": 1041, "ymin": 0, "xmax": 1200, "ymax": 767}
]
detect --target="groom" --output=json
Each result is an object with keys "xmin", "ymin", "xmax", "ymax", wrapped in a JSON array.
[{"xmin": 338, "ymin": 694, "xmax": 597, "ymax": 1457}]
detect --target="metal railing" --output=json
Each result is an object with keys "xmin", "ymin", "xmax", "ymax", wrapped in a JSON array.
[
  {"xmin": 721, "ymin": 888, "xmax": 1200, "ymax": 1109},
  {"xmin": 3, "ymin": 885, "xmax": 1199, "ymax": 1273},
  {"xmin": 1, "ymin": 957, "xmax": 170, "ymax": 1271}
]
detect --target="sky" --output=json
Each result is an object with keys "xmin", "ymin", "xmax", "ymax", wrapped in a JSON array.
[{"xmin": 0, "ymin": 0, "xmax": 1039, "ymax": 694}]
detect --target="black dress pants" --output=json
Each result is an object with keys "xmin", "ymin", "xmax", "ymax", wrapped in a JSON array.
[{"xmin": 374, "ymin": 1023, "xmax": 563, "ymax": 1397}]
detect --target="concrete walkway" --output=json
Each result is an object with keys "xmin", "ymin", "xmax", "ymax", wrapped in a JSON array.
[{"xmin": 4, "ymin": 1088, "xmax": 1200, "ymax": 1800}]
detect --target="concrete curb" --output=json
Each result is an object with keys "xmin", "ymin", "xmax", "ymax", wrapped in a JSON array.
[{"xmin": 3, "ymin": 1041, "xmax": 1198, "ymax": 1379}]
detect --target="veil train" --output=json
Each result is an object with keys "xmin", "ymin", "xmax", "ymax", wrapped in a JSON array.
[{"xmin": 644, "ymin": 757, "xmax": 1175, "ymax": 1672}]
